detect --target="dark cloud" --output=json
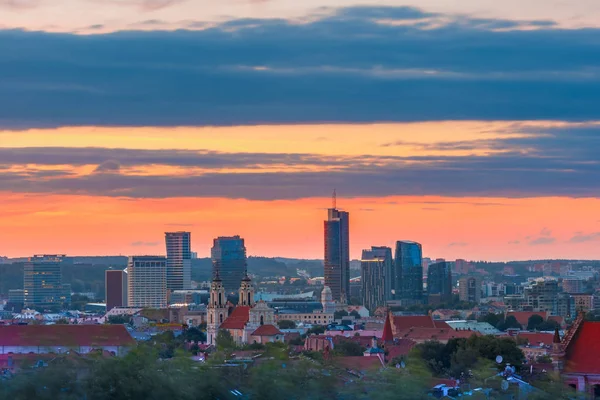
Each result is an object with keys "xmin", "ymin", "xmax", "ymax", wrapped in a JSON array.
[
  {"xmin": 1, "ymin": 6, "xmax": 600, "ymax": 127},
  {"xmin": 529, "ymin": 237, "xmax": 556, "ymax": 246},
  {"xmin": 569, "ymin": 232, "xmax": 600, "ymax": 243},
  {"xmin": 94, "ymin": 160, "xmax": 121, "ymax": 173}
]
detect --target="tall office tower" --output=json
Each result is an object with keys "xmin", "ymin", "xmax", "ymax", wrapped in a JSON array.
[
  {"xmin": 127, "ymin": 256, "xmax": 167, "ymax": 308},
  {"xmin": 459, "ymin": 276, "xmax": 482, "ymax": 303},
  {"xmin": 427, "ymin": 261, "xmax": 453, "ymax": 304},
  {"xmin": 165, "ymin": 231, "xmax": 192, "ymax": 291},
  {"xmin": 394, "ymin": 241, "xmax": 423, "ymax": 303},
  {"xmin": 211, "ymin": 236, "xmax": 247, "ymax": 293},
  {"xmin": 105, "ymin": 269, "xmax": 128, "ymax": 312},
  {"xmin": 23, "ymin": 254, "xmax": 69, "ymax": 308},
  {"xmin": 324, "ymin": 194, "xmax": 350, "ymax": 303},
  {"xmin": 360, "ymin": 246, "xmax": 393, "ymax": 313}
]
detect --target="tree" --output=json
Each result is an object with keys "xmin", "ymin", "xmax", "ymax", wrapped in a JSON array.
[
  {"xmin": 107, "ymin": 315, "xmax": 131, "ymax": 325},
  {"xmin": 55, "ymin": 318, "xmax": 70, "ymax": 325},
  {"xmin": 349, "ymin": 310, "xmax": 361, "ymax": 319},
  {"xmin": 306, "ymin": 325, "xmax": 326, "ymax": 335},
  {"xmin": 499, "ymin": 315, "xmax": 521, "ymax": 331},
  {"xmin": 527, "ymin": 314, "xmax": 545, "ymax": 330},
  {"xmin": 182, "ymin": 326, "xmax": 206, "ymax": 343},
  {"xmin": 333, "ymin": 340, "xmax": 365, "ymax": 356},
  {"xmin": 536, "ymin": 319, "xmax": 560, "ymax": 332},
  {"xmin": 478, "ymin": 312, "xmax": 503, "ymax": 328},
  {"xmin": 277, "ymin": 320, "xmax": 296, "ymax": 329},
  {"xmin": 216, "ymin": 330, "xmax": 236, "ymax": 352},
  {"xmin": 334, "ymin": 310, "xmax": 349, "ymax": 319}
]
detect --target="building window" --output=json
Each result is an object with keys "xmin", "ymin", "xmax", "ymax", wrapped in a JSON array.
[{"xmin": 260, "ymin": 316, "xmax": 264, "ymax": 325}]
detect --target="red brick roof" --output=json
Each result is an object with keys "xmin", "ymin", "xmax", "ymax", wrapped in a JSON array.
[
  {"xmin": 385, "ymin": 339, "xmax": 416, "ymax": 362},
  {"xmin": 396, "ymin": 327, "xmax": 480, "ymax": 342},
  {"xmin": 382, "ymin": 313, "xmax": 393, "ymax": 342},
  {"xmin": 0, "ymin": 325, "xmax": 135, "ymax": 347},
  {"xmin": 219, "ymin": 306, "xmax": 250, "ymax": 330},
  {"xmin": 334, "ymin": 356, "xmax": 383, "ymax": 371},
  {"xmin": 251, "ymin": 324, "xmax": 282, "ymax": 336},
  {"xmin": 516, "ymin": 332, "xmax": 554, "ymax": 347},
  {"xmin": 564, "ymin": 322, "xmax": 600, "ymax": 374},
  {"xmin": 506, "ymin": 311, "xmax": 548, "ymax": 328},
  {"xmin": 392, "ymin": 315, "xmax": 440, "ymax": 331},
  {"xmin": 548, "ymin": 315, "xmax": 565, "ymax": 327}
]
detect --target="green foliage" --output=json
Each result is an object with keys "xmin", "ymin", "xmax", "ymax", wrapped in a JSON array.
[
  {"xmin": 334, "ymin": 310, "xmax": 349, "ymax": 319},
  {"xmin": 216, "ymin": 329, "xmax": 236, "ymax": 352},
  {"xmin": 70, "ymin": 294, "xmax": 90, "ymax": 311},
  {"xmin": 277, "ymin": 319, "xmax": 296, "ymax": 329},
  {"xmin": 55, "ymin": 318, "xmax": 70, "ymax": 325},
  {"xmin": 349, "ymin": 310, "xmax": 361, "ymax": 319},
  {"xmin": 106, "ymin": 315, "xmax": 131, "ymax": 325},
  {"xmin": 527, "ymin": 314, "xmax": 545, "ymax": 330},
  {"xmin": 181, "ymin": 326, "xmax": 206, "ymax": 343},
  {"xmin": 478, "ymin": 312, "xmax": 503, "ymax": 328},
  {"xmin": 306, "ymin": 325, "xmax": 326, "ymax": 335},
  {"xmin": 498, "ymin": 315, "xmax": 522, "ymax": 331},
  {"xmin": 536, "ymin": 320, "xmax": 560, "ymax": 332},
  {"xmin": 333, "ymin": 340, "xmax": 365, "ymax": 356}
]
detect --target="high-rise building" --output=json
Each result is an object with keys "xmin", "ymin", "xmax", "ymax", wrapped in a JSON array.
[
  {"xmin": 524, "ymin": 279, "xmax": 559, "ymax": 313},
  {"xmin": 360, "ymin": 246, "xmax": 393, "ymax": 313},
  {"xmin": 105, "ymin": 269, "xmax": 128, "ymax": 312},
  {"xmin": 394, "ymin": 241, "xmax": 423, "ymax": 303},
  {"xmin": 127, "ymin": 256, "xmax": 167, "ymax": 308},
  {"xmin": 459, "ymin": 276, "xmax": 482, "ymax": 303},
  {"xmin": 562, "ymin": 278, "xmax": 584, "ymax": 294},
  {"xmin": 427, "ymin": 261, "xmax": 453, "ymax": 304},
  {"xmin": 165, "ymin": 231, "xmax": 192, "ymax": 291},
  {"xmin": 23, "ymin": 254, "xmax": 69, "ymax": 308},
  {"xmin": 324, "ymin": 206, "xmax": 350, "ymax": 303},
  {"xmin": 211, "ymin": 236, "xmax": 247, "ymax": 293}
]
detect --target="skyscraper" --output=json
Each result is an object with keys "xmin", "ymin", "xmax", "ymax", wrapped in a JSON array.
[
  {"xmin": 105, "ymin": 269, "xmax": 128, "ymax": 312},
  {"xmin": 459, "ymin": 276, "xmax": 482, "ymax": 303},
  {"xmin": 165, "ymin": 231, "xmax": 192, "ymax": 291},
  {"xmin": 211, "ymin": 236, "xmax": 247, "ymax": 293},
  {"xmin": 127, "ymin": 256, "xmax": 167, "ymax": 308},
  {"xmin": 427, "ymin": 261, "xmax": 453, "ymax": 304},
  {"xmin": 360, "ymin": 246, "xmax": 393, "ymax": 313},
  {"xmin": 23, "ymin": 254, "xmax": 69, "ymax": 308},
  {"xmin": 394, "ymin": 241, "xmax": 423, "ymax": 303},
  {"xmin": 324, "ymin": 203, "xmax": 350, "ymax": 303}
]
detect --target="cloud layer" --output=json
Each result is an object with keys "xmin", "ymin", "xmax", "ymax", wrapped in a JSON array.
[{"xmin": 1, "ymin": 6, "xmax": 600, "ymax": 127}]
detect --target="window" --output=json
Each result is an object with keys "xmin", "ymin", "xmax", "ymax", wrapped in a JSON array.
[{"xmin": 260, "ymin": 316, "xmax": 264, "ymax": 325}]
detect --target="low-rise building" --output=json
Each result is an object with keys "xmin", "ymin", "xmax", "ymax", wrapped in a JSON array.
[{"xmin": 276, "ymin": 311, "xmax": 334, "ymax": 326}]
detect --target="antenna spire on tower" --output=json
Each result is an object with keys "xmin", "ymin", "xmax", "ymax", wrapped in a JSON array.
[{"xmin": 332, "ymin": 189, "xmax": 337, "ymax": 209}]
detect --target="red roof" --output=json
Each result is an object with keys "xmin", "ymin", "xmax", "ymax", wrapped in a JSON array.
[
  {"xmin": 396, "ymin": 327, "xmax": 480, "ymax": 342},
  {"xmin": 385, "ymin": 339, "xmax": 416, "ymax": 362},
  {"xmin": 548, "ymin": 315, "xmax": 565, "ymax": 327},
  {"xmin": 382, "ymin": 313, "xmax": 393, "ymax": 342},
  {"xmin": 251, "ymin": 324, "xmax": 282, "ymax": 336},
  {"xmin": 516, "ymin": 332, "xmax": 554, "ymax": 347},
  {"xmin": 219, "ymin": 306, "xmax": 250, "ymax": 330},
  {"xmin": 565, "ymin": 322, "xmax": 600, "ymax": 374},
  {"xmin": 334, "ymin": 356, "xmax": 383, "ymax": 371},
  {"xmin": 506, "ymin": 311, "xmax": 548, "ymax": 327},
  {"xmin": 0, "ymin": 325, "xmax": 135, "ymax": 347},
  {"xmin": 392, "ymin": 315, "xmax": 445, "ymax": 332}
]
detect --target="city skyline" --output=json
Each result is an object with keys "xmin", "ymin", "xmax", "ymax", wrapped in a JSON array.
[{"xmin": 2, "ymin": 1, "xmax": 600, "ymax": 262}]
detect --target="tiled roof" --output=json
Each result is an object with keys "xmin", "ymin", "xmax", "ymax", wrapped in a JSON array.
[
  {"xmin": 392, "ymin": 315, "xmax": 436, "ymax": 331},
  {"xmin": 564, "ymin": 322, "xmax": 600, "ymax": 374},
  {"xmin": 396, "ymin": 327, "xmax": 480, "ymax": 342},
  {"xmin": 334, "ymin": 356, "xmax": 383, "ymax": 372},
  {"xmin": 548, "ymin": 315, "xmax": 565, "ymax": 327},
  {"xmin": 516, "ymin": 332, "xmax": 554, "ymax": 347},
  {"xmin": 382, "ymin": 313, "xmax": 393, "ymax": 342},
  {"xmin": 0, "ymin": 325, "xmax": 135, "ymax": 347},
  {"xmin": 384, "ymin": 339, "xmax": 416, "ymax": 362},
  {"xmin": 219, "ymin": 306, "xmax": 250, "ymax": 330},
  {"xmin": 506, "ymin": 311, "xmax": 548, "ymax": 327},
  {"xmin": 251, "ymin": 324, "xmax": 282, "ymax": 336}
]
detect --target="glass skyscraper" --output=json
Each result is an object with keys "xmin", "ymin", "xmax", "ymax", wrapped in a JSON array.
[
  {"xmin": 23, "ymin": 254, "xmax": 69, "ymax": 308},
  {"xmin": 394, "ymin": 241, "xmax": 423, "ymax": 303},
  {"xmin": 165, "ymin": 231, "xmax": 192, "ymax": 291},
  {"xmin": 427, "ymin": 261, "xmax": 453, "ymax": 304},
  {"xmin": 324, "ymin": 208, "xmax": 350, "ymax": 303},
  {"xmin": 211, "ymin": 236, "xmax": 247, "ymax": 293},
  {"xmin": 360, "ymin": 246, "xmax": 393, "ymax": 313}
]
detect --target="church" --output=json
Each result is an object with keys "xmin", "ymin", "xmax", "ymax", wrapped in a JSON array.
[{"xmin": 207, "ymin": 273, "xmax": 284, "ymax": 346}]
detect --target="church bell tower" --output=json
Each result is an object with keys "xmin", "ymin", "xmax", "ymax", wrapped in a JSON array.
[{"xmin": 207, "ymin": 273, "xmax": 227, "ymax": 345}]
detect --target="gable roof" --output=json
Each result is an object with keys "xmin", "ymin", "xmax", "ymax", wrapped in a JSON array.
[
  {"xmin": 251, "ymin": 324, "xmax": 282, "ymax": 336},
  {"xmin": 382, "ymin": 313, "xmax": 393, "ymax": 342},
  {"xmin": 219, "ymin": 306, "xmax": 250, "ymax": 330},
  {"xmin": 396, "ymin": 327, "xmax": 480, "ymax": 342},
  {"xmin": 392, "ymin": 315, "xmax": 448, "ymax": 332},
  {"xmin": 0, "ymin": 325, "xmax": 135, "ymax": 347},
  {"xmin": 564, "ymin": 322, "xmax": 600, "ymax": 374},
  {"xmin": 506, "ymin": 311, "xmax": 548, "ymax": 327},
  {"xmin": 516, "ymin": 332, "xmax": 554, "ymax": 347}
]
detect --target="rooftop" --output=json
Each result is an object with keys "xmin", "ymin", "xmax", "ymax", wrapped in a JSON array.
[{"xmin": 0, "ymin": 325, "xmax": 135, "ymax": 347}]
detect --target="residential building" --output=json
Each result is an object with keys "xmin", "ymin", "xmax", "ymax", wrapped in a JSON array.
[
  {"xmin": 105, "ymin": 269, "xmax": 128, "ymax": 312},
  {"xmin": 446, "ymin": 320, "xmax": 500, "ymax": 335},
  {"xmin": 276, "ymin": 311, "xmax": 334, "ymax": 325},
  {"xmin": 524, "ymin": 279, "xmax": 559, "ymax": 313},
  {"xmin": 427, "ymin": 261, "xmax": 452, "ymax": 304},
  {"xmin": 211, "ymin": 236, "xmax": 247, "ymax": 293},
  {"xmin": 562, "ymin": 278, "xmax": 584, "ymax": 294},
  {"xmin": 459, "ymin": 276, "xmax": 481, "ymax": 303},
  {"xmin": 0, "ymin": 325, "xmax": 135, "ymax": 356},
  {"xmin": 23, "ymin": 254, "xmax": 70, "ymax": 308},
  {"xmin": 127, "ymin": 256, "xmax": 167, "ymax": 308},
  {"xmin": 572, "ymin": 294, "xmax": 594, "ymax": 313},
  {"xmin": 7, "ymin": 289, "xmax": 25, "ymax": 310},
  {"xmin": 360, "ymin": 246, "xmax": 393, "ymax": 313},
  {"xmin": 165, "ymin": 231, "xmax": 192, "ymax": 291},
  {"xmin": 169, "ymin": 290, "xmax": 209, "ymax": 305},
  {"xmin": 324, "ymin": 206, "xmax": 350, "ymax": 303},
  {"xmin": 394, "ymin": 241, "xmax": 423, "ymax": 303}
]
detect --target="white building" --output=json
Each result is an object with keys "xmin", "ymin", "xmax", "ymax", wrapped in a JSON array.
[{"xmin": 127, "ymin": 256, "xmax": 167, "ymax": 308}]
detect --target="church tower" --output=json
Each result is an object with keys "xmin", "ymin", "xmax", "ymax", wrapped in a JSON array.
[
  {"xmin": 207, "ymin": 273, "xmax": 227, "ymax": 345},
  {"xmin": 238, "ymin": 273, "xmax": 255, "ymax": 307}
]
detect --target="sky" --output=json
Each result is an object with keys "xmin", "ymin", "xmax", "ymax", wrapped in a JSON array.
[{"xmin": 1, "ymin": 0, "xmax": 600, "ymax": 261}]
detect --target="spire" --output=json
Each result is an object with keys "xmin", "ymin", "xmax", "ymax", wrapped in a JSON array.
[
  {"xmin": 382, "ymin": 311, "xmax": 394, "ymax": 343},
  {"xmin": 553, "ymin": 327, "xmax": 561, "ymax": 344},
  {"xmin": 213, "ymin": 269, "xmax": 222, "ymax": 282},
  {"xmin": 332, "ymin": 189, "xmax": 337, "ymax": 209}
]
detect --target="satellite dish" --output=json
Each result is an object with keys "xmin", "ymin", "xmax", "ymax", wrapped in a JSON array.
[
  {"xmin": 501, "ymin": 380, "xmax": 509, "ymax": 391},
  {"xmin": 496, "ymin": 355, "xmax": 503, "ymax": 364}
]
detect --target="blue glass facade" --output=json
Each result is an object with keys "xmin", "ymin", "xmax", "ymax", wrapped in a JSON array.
[
  {"xmin": 394, "ymin": 241, "xmax": 423, "ymax": 302},
  {"xmin": 324, "ymin": 208, "xmax": 350, "ymax": 302},
  {"xmin": 211, "ymin": 236, "xmax": 247, "ymax": 293}
]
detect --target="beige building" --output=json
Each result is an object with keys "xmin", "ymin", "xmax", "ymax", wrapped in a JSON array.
[
  {"xmin": 277, "ymin": 311, "xmax": 334, "ymax": 325},
  {"xmin": 127, "ymin": 256, "xmax": 167, "ymax": 308}
]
